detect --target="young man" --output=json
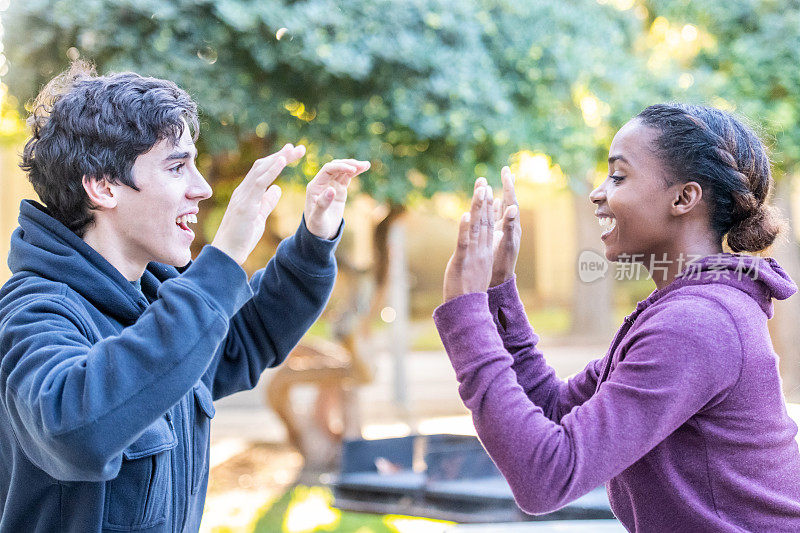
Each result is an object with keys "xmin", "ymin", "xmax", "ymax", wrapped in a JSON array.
[{"xmin": 0, "ymin": 62, "xmax": 369, "ymax": 531}]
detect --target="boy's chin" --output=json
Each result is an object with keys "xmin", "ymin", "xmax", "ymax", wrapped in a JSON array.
[{"xmin": 167, "ymin": 250, "xmax": 192, "ymax": 268}]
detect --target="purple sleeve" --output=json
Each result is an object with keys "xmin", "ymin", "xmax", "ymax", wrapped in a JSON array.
[
  {"xmin": 487, "ymin": 278, "xmax": 605, "ymax": 420},
  {"xmin": 433, "ymin": 292, "xmax": 741, "ymax": 514}
]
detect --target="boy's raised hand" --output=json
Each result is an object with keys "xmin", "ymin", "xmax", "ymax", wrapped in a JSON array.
[
  {"xmin": 304, "ymin": 159, "xmax": 370, "ymax": 239},
  {"xmin": 211, "ymin": 143, "xmax": 305, "ymax": 265}
]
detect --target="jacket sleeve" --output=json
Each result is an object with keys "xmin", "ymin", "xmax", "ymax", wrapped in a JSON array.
[
  {"xmin": 207, "ymin": 215, "xmax": 339, "ymax": 400},
  {"xmin": 487, "ymin": 277, "xmax": 605, "ymax": 421},
  {"xmin": 0, "ymin": 246, "xmax": 252, "ymax": 482},
  {"xmin": 433, "ymin": 292, "xmax": 741, "ymax": 515}
]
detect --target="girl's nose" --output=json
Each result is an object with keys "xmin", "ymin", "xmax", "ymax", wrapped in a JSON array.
[{"xmin": 589, "ymin": 182, "xmax": 606, "ymax": 204}]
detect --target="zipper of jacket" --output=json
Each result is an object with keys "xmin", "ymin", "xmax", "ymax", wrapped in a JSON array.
[
  {"xmin": 165, "ymin": 409, "xmax": 178, "ymax": 533},
  {"xmin": 179, "ymin": 395, "xmax": 192, "ymax": 532},
  {"xmin": 597, "ymin": 313, "xmax": 637, "ymax": 387}
]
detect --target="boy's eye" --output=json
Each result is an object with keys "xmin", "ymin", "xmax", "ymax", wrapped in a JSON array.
[
  {"xmin": 169, "ymin": 163, "xmax": 185, "ymax": 174},
  {"xmin": 609, "ymin": 174, "xmax": 625, "ymax": 183}
]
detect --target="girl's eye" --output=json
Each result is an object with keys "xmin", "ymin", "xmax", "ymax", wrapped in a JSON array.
[
  {"xmin": 169, "ymin": 163, "xmax": 185, "ymax": 174},
  {"xmin": 609, "ymin": 174, "xmax": 625, "ymax": 183}
]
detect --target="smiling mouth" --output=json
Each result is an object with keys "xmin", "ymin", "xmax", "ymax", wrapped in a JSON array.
[
  {"xmin": 176, "ymin": 213, "xmax": 197, "ymax": 234},
  {"xmin": 598, "ymin": 216, "xmax": 616, "ymax": 237}
]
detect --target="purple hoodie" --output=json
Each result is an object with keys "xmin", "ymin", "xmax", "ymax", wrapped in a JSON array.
[{"xmin": 434, "ymin": 254, "xmax": 800, "ymax": 532}]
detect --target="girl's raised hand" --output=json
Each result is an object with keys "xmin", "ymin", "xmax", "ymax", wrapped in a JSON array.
[
  {"xmin": 491, "ymin": 166, "xmax": 521, "ymax": 287},
  {"xmin": 443, "ymin": 181, "xmax": 495, "ymax": 302}
]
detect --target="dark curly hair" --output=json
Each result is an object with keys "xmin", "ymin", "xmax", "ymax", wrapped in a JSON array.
[
  {"xmin": 20, "ymin": 60, "xmax": 199, "ymax": 237},
  {"xmin": 636, "ymin": 103, "xmax": 784, "ymax": 253}
]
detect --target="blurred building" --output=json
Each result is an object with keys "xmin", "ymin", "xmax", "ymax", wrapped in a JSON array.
[{"xmin": 0, "ymin": 146, "xmax": 33, "ymax": 282}]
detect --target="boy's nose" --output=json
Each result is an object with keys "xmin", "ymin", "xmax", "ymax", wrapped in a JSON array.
[{"xmin": 188, "ymin": 172, "xmax": 213, "ymax": 200}]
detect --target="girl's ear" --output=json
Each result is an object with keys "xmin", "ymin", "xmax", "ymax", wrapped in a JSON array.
[
  {"xmin": 82, "ymin": 175, "xmax": 117, "ymax": 209},
  {"xmin": 672, "ymin": 181, "xmax": 703, "ymax": 216}
]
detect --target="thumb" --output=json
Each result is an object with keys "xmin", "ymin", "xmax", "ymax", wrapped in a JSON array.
[
  {"xmin": 259, "ymin": 184, "xmax": 282, "ymax": 219},
  {"xmin": 309, "ymin": 186, "xmax": 336, "ymax": 219}
]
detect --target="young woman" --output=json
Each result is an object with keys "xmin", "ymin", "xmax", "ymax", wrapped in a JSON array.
[{"xmin": 434, "ymin": 103, "xmax": 800, "ymax": 532}]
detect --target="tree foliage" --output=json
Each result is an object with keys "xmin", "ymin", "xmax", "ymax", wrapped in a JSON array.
[
  {"xmin": 646, "ymin": 0, "xmax": 800, "ymax": 175},
  {"xmin": 4, "ymin": 0, "xmax": 661, "ymax": 201}
]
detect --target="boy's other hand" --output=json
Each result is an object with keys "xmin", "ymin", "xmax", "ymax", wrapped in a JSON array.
[{"xmin": 304, "ymin": 159, "xmax": 370, "ymax": 239}]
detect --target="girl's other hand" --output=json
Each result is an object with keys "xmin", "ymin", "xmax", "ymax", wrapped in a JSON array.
[
  {"xmin": 443, "ymin": 181, "xmax": 495, "ymax": 302},
  {"xmin": 491, "ymin": 166, "xmax": 521, "ymax": 287}
]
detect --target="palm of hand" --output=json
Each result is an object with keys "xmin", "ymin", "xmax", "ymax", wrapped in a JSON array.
[
  {"xmin": 305, "ymin": 178, "xmax": 346, "ymax": 236},
  {"xmin": 304, "ymin": 159, "xmax": 370, "ymax": 239}
]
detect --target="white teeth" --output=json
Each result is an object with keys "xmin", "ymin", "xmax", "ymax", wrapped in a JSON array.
[
  {"xmin": 176, "ymin": 214, "xmax": 197, "ymax": 226},
  {"xmin": 598, "ymin": 216, "xmax": 617, "ymax": 233}
]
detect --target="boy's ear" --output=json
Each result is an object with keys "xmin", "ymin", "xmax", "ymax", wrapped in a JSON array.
[
  {"xmin": 671, "ymin": 181, "xmax": 703, "ymax": 216},
  {"xmin": 82, "ymin": 175, "xmax": 117, "ymax": 209}
]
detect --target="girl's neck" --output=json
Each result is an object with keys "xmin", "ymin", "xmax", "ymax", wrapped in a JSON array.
[{"xmin": 646, "ymin": 241, "xmax": 723, "ymax": 291}]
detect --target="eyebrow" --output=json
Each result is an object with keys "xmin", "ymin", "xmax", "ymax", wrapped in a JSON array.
[
  {"xmin": 164, "ymin": 150, "xmax": 196, "ymax": 162},
  {"xmin": 608, "ymin": 155, "xmax": 630, "ymax": 165}
]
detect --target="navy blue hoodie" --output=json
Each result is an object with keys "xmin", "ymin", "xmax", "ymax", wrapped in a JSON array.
[{"xmin": 0, "ymin": 200, "xmax": 339, "ymax": 532}]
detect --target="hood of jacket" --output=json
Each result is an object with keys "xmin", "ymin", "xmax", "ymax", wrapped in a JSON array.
[
  {"xmin": 5, "ymin": 200, "xmax": 179, "ymax": 324},
  {"xmin": 631, "ymin": 252, "xmax": 797, "ymax": 320}
]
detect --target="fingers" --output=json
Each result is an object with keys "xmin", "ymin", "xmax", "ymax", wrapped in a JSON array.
[
  {"xmin": 284, "ymin": 144, "xmax": 306, "ymax": 164},
  {"xmin": 480, "ymin": 185, "xmax": 494, "ymax": 248},
  {"xmin": 308, "ymin": 186, "xmax": 336, "ymax": 219},
  {"xmin": 254, "ymin": 155, "xmax": 287, "ymax": 191},
  {"xmin": 455, "ymin": 212, "xmax": 471, "ymax": 257},
  {"xmin": 270, "ymin": 143, "xmax": 305, "ymax": 164},
  {"xmin": 259, "ymin": 184, "xmax": 282, "ymax": 219},
  {"xmin": 315, "ymin": 159, "xmax": 370, "ymax": 186},
  {"xmin": 467, "ymin": 182, "xmax": 494, "ymax": 249},
  {"xmin": 503, "ymin": 204, "xmax": 519, "ymax": 231},
  {"xmin": 250, "ymin": 143, "xmax": 305, "ymax": 174},
  {"xmin": 501, "ymin": 166, "xmax": 518, "ymax": 208},
  {"xmin": 333, "ymin": 158, "xmax": 371, "ymax": 174},
  {"xmin": 469, "ymin": 185, "xmax": 485, "ymax": 239},
  {"xmin": 322, "ymin": 161, "xmax": 358, "ymax": 175},
  {"xmin": 493, "ymin": 197, "xmax": 502, "ymax": 223},
  {"xmin": 239, "ymin": 153, "xmax": 288, "ymax": 203}
]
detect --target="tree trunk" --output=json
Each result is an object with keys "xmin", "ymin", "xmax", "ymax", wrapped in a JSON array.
[
  {"xmin": 265, "ymin": 202, "xmax": 409, "ymax": 462},
  {"xmin": 768, "ymin": 177, "xmax": 800, "ymax": 401},
  {"xmin": 366, "ymin": 204, "xmax": 407, "ymax": 332},
  {"xmin": 569, "ymin": 177, "xmax": 615, "ymax": 341}
]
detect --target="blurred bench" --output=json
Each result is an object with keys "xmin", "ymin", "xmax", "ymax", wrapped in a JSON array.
[{"xmin": 330, "ymin": 434, "xmax": 615, "ymax": 523}]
